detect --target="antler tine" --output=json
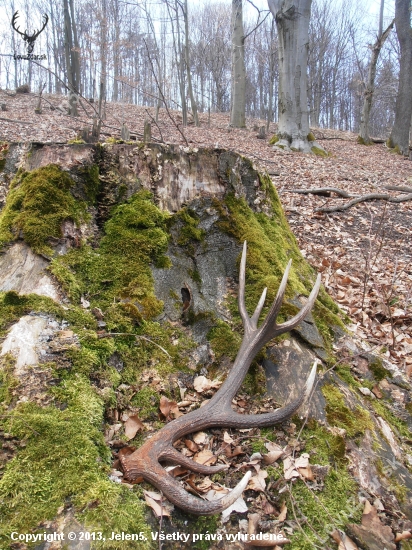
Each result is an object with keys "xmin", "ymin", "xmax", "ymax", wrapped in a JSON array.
[
  {"xmin": 271, "ymin": 272, "xmax": 321, "ymax": 338},
  {"xmin": 250, "ymin": 286, "xmax": 267, "ymax": 328},
  {"xmin": 259, "ymin": 258, "xmax": 292, "ymax": 336},
  {"xmin": 160, "ymin": 446, "xmax": 228, "ymax": 475},
  {"xmin": 238, "ymin": 241, "xmax": 249, "ymax": 328},
  {"xmin": 120, "ymin": 452, "xmax": 252, "ymax": 516},
  {"xmin": 219, "ymin": 361, "xmax": 318, "ymax": 429}
]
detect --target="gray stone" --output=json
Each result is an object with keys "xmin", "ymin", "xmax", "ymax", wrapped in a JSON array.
[
  {"xmin": 0, "ymin": 242, "xmax": 61, "ymax": 301},
  {"xmin": 263, "ymin": 338, "xmax": 327, "ymax": 421},
  {"xmin": 1, "ymin": 315, "xmax": 48, "ymax": 374},
  {"xmin": 289, "ymin": 296, "xmax": 325, "ymax": 349}
]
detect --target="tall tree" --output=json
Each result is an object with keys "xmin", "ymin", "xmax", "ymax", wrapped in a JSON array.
[
  {"xmin": 388, "ymin": 0, "xmax": 412, "ymax": 155},
  {"xmin": 63, "ymin": 0, "xmax": 81, "ymax": 115},
  {"xmin": 182, "ymin": 0, "xmax": 199, "ymax": 126},
  {"xmin": 230, "ymin": 0, "xmax": 246, "ymax": 127},
  {"xmin": 268, "ymin": 0, "xmax": 319, "ymax": 152},
  {"xmin": 358, "ymin": 0, "xmax": 394, "ymax": 144}
]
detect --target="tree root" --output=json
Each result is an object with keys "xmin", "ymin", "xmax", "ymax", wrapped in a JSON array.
[
  {"xmin": 0, "ymin": 116, "xmax": 33, "ymax": 125},
  {"xmin": 290, "ymin": 187, "xmax": 412, "ymax": 212}
]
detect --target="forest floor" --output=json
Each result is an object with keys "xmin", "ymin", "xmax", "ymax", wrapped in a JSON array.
[{"xmin": 1, "ymin": 89, "xmax": 412, "ymax": 377}]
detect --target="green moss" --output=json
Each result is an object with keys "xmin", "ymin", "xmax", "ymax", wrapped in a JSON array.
[
  {"xmin": 386, "ymin": 138, "xmax": 402, "ymax": 154},
  {"xmin": 0, "ymin": 141, "xmax": 8, "ymax": 171},
  {"xmin": 311, "ymin": 145, "xmax": 329, "ymax": 157},
  {"xmin": 67, "ymin": 138, "xmax": 86, "ymax": 144},
  {"xmin": 357, "ymin": 136, "xmax": 372, "ymax": 145},
  {"xmin": 322, "ymin": 384, "xmax": 373, "ymax": 437},
  {"xmin": 0, "ymin": 376, "xmax": 150, "ymax": 548},
  {"xmin": 371, "ymin": 400, "xmax": 412, "ymax": 439},
  {"xmin": 307, "ymin": 132, "xmax": 315, "ymax": 142},
  {"xmin": 269, "ymin": 134, "xmax": 279, "ymax": 145},
  {"xmin": 131, "ymin": 386, "xmax": 159, "ymax": 420},
  {"xmin": 0, "ymin": 165, "xmax": 88, "ymax": 256},
  {"xmin": 51, "ymin": 190, "xmax": 170, "ymax": 323},
  {"xmin": 285, "ymin": 420, "xmax": 361, "ymax": 549},
  {"xmin": 105, "ymin": 137, "xmax": 123, "ymax": 144},
  {"xmin": 406, "ymin": 402, "xmax": 412, "ymax": 414},
  {"xmin": 0, "ymin": 354, "xmax": 18, "ymax": 406},
  {"xmin": 188, "ymin": 268, "xmax": 202, "ymax": 284},
  {"xmin": 335, "ymin": 364, "xmax": 361, "ymax": 388},
  {"xmin": 212, "ymin": 188, "xmax": 343, "ymax": 348},
  {"xmin": 207, "ymin": 320, "xmax": 242, "ymax": 361},
  {"xmin": 242, "ymin": 363, "xmax": 266, "ymax": 396},
  {"xmin": 78, "ymin": 163, "xmax": 100, "ymax": 203},
  {"xmin": 173, "ymin": 208, "xmax": 205, "ymax": 246},
  {"xmin": 368, "ymin": 357, "xmax": 390, "ymax": 381},
  {"xmin": 375, "ymin": 458, "xmax": 407, "ymax": 503}
]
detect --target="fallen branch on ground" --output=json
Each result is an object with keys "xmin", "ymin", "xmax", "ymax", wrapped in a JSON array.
[
  {"xmin": 290, "ymin": 187, "xmax": 412, "ymax": 212},
  {"xmin": 290, "ymin": 187, "xmax": 353, "ymax": 198},
  {"xmin": 383, "ymin": 185, "xmax": 412, "ymax": 193},
  {"xmin": 316, "ymin": 193, "xmax": 412, "ymax": 212},
  {"xmin": 0, "ymin": 116, "xmax": 33, "ymax": 125}
]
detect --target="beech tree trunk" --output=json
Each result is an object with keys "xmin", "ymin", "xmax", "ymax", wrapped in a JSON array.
[
  {"xmin": 359, "ymin": 0, "xmax": 394, "ymax": 144},
  {"xmin": 230, "ymin": 0, "xmax": 246, "ymax": 128},
  {"xmin": 63, "ymin": 0, "xmax": 81, "ymax": 115},
  {"xmin": 268, "ymin": 0, "xmax": 314, "ymax": 152},
  {"xmin": 389, "ymin": 0, "xmax": 412, "ymax": 155},
  {"xmin": 183, "ymin": 0, "xmax": 199, "ymax": 126}
]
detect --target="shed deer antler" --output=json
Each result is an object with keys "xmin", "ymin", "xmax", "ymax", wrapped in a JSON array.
[
  {"xmin": 11, "ymin": 11, "xmax": 49, "ymax": 54},
  {"xmin": 120, "ymin": 242, "xmax": 321, "ymax": 515}
]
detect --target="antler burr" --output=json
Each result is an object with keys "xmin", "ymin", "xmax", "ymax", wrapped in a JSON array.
[{"xmin": 120, "ymin": 242, "xmax": 321, "ymax": 515}]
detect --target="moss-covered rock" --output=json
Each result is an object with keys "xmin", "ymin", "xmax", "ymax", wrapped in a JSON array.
[
  {"xmin": 1, "ymin": 143, "xmax": 410, "ymax": 549},
  {"xmin": 0, "ymin": 376, "xmax": 151, "ymax": 548},
  {"xmin": 0, "ymin": 165, "xmax": 88, "ymax": 256}
]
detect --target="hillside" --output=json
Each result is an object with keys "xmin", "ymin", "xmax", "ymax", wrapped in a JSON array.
[
  {"xmin": 1, "ymin": 90, "xmax": 411, "ymax": 375},
  {"xmin": 0, "ymin": 91, "xmax": 412, "ymax": 550}
]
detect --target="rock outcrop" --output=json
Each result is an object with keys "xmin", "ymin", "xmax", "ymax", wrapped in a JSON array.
[{"xmin": 0, "ymin": 141, "xmax": 411, "ymax": 550}]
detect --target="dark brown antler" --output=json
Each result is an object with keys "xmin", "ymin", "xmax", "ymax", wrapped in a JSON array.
[
  {"xmin": 11, "ymin": 11, "xmax": 48, "ymax": 54},
  {"xmin": 120, "ymin": 242, "xmax": 321, "ymax": 515}
]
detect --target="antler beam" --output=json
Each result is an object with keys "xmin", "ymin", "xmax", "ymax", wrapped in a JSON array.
[{"xmin": 120, "ymin": 242, "xmax": 321, "ymax": 515}]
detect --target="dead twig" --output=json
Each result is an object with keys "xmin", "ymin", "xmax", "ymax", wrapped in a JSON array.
[
  {"xmin": 315, "ymin": 192, "xmax": 412, "ymax": 213},
  {"xmin": 291, "ymin": 188, "xmax": 353, "ymax": 198},
  {"xmin": 290, "ymin": 186, "xmax": 412, "ymax": 212}
]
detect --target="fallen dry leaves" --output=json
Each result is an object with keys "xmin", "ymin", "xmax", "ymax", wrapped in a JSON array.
[{"xmin": 122, "ymin": 413, "xmax": 144, "ymax": 440}]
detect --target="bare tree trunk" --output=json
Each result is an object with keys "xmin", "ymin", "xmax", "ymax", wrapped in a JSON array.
[
  {"xmin": 388, "ymin": 0, "xmax": 412, "ymax": 155},
  {"xmin": 230, "ymin": 0, "xmax": 246, "ymax": 128},
  {"xmin": 112, "ymin": 0, "xmax": 120, "ymax": 101},
  {"xmin": 183, "ymin": 0, "xmax": 199, "ymax": 126},
  {"xmin": 49, "ymin": 0, "xmax": 62, "ymax": 94},
  {"xmin": 166, "ymin": 0, "xmax": 187, "ymax": 126},
  {"xmin": 359, "ymin": 0, "xmax": 394, "ymax": 144},
  {"xmin": 63, "ymin": 0, "xmax": 80, "ymax": 115},
  {"xmin": 268, "ymin": 0, "xmax": 318, "ymax": 152},
  {"xmin": 100, "ymin": 0, "xmax": 107, "ymax": 115},
  {"xmin": 267, "ymin": 19, "xmax": 277, "ymax": 131}
]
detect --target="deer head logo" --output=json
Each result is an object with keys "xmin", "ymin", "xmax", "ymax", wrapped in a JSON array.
[{"xmin": 11, "ymin": 11, "xmax": 48, "ymax": 55}]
